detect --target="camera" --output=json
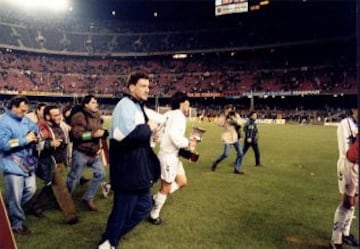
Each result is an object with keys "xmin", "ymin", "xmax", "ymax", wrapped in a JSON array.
[
  {"xmin": 102, "ymin": 129, "xmax": 109, "ymax": 139},
  {"xmin": 58, "ymin": 141, "xmax": 67, "ymax": 150},
  {"xmin": 27, "ymin": 131, "xmax": 40, "ymax": 145}
]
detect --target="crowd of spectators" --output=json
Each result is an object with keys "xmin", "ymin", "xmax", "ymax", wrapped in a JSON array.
[{"xmin": 0, "ymin": 49, "xmax": 356, "ymax": 97}]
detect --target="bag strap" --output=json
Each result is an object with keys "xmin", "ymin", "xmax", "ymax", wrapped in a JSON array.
[
  {"xmin": 10, "ymin": 155, "xmax": 30, "ymax": 173},
  {"xmin": 347, "ymin": 117, "xmax": 352, "ymax": 133}
]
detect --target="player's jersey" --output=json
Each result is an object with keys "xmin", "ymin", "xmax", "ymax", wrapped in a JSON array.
[
  {"xmin": 159, "ymin": 109, "xmax": 188, "ymax": 155},
  {"xmin": 337, "ymin": 116, "xmax": 358, "ymax": 160},
  {"xmin": 337, "ymin": 116, "xmax": 358, "ymax": 196}
]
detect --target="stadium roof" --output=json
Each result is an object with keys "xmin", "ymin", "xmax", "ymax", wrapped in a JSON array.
[
  {"xmin": 0, "ymin": 0, "xmax": 355, "ymax": 33},
  {"xmin": 72, "ymin": 0, "xmax": 355, "ymax": 23},
  {"xmin": 0, "ymin": 0, "xmax": 355, "ymax": 56}
]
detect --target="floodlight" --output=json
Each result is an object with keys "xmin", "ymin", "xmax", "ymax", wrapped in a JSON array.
[
  {"xmin": 3, "ymin": 0, "xmax": 69, "ymax": 11},
  {"xmin": 173, "ymin": 54, "xmax": 187, "ymax": 59}
]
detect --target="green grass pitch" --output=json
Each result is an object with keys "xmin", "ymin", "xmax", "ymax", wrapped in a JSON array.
[{"xmin": 1, "ymin": 121, "xmax": 358, "ymax": 249}]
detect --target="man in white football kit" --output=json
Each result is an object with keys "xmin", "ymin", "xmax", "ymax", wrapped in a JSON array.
[
  {"xmin": 149, "ymin": 92, "xmax": 196, "ymax": 225},
  {"xmin": 330, "ymin": 108, "xmax": 358, "ymax": 249}
]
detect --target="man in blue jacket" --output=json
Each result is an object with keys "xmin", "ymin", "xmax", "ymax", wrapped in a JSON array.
[
  {"xmin": 98, "ymin": 72, "xmax": 160, "ymax": 249},
  {"xmin": 0, "ymin": 95, "xmax": 39, "ymax": 235}
]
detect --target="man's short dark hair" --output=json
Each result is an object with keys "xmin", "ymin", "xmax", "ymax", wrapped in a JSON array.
[
  {"xmin": 248, "ymin": 111, "xmax": 256, "ymax": 118},
  {"xmin": 62, "ymin": 104, "xmax": 73, "ymax": 117},
  {"xmin": 7, "ymin": 95, "xmax": 29, "ymax": 109},
  {"xmin": 43, "ymin": 105, "xmax": 58, "ymax": 120},
  {"xmin": 170, "ymin": 92, "xmax": 189, "ymax": 110},
  {"xmin": 127, "ymin": 72, "xmax": 149, "ymax": 87},
  {"xmin": 36, "ymin": 103, "xmax": 46, "ymax": 112},
  {"xmin": 224, "ymin": 104, "xmax": 233, "ymax": 110},
  {"xmin": 81, "ymin": 95, "xmax": 96, "ymax": 106}
]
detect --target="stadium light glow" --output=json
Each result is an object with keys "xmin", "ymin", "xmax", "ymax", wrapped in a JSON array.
[
  {"xmin": 173, "ymin": 54, "xmax": 187, "ymax": 59},
  {"xmin": 3, "ymin": 0, "xmax": 69, "ymax": 11}
]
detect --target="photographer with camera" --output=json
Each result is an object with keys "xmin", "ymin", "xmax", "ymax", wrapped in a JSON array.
[
  {"xmin": 0, "ymin": 95, "xmax": 39, "ymax": 235},
  {"xmin": 66, "ymin": 95, "xmax": 107, "ymax": 212},
  {"xmin": 30, "ymin": 105, "xmax": 79, "ymax": 225},
  {"xmin": 330, "ymin": 107, "xmax": 359, "ymax": 249},
  {"xmin": 211, "ymin": 104, "xmax": 243, "ymax": 174}
]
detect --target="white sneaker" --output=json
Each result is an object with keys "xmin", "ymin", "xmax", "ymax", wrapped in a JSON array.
[
  {"xmin": 98, "ymin": 240, "xmax": 115, "ymax": 249},
  {"xmin": 101, "ymin": 182, "xmax": 111, "ymax": 199}
]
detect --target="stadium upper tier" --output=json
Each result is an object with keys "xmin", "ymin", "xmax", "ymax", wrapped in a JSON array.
[{"xmin": 0, "ymin": 4, "xmax": 355, "ymax": 56}]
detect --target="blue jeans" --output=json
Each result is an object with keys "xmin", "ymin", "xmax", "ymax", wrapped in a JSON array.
[
  {"xmin": 213, "ymin": 141, "xmax": 243, "ymax": 171},
  {"xmin": 101, "ymin": 189, "xmax": 152, "ymax": 247},
  {"xmin": 4, "ymin": 173, "xmax": 36, "ymax": 229},
  {"xmin": 66, "ymin": 149, "xmax": 105, "ymax": 200}
]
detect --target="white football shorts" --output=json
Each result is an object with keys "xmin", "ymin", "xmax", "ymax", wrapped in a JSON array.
[
  {"xmin": 337, "ymin": 158, "xmax": 359, "ymax": 196},
  {"xmin": 158, "ymin": 153, "xmax": 185, "ymax": 183}
]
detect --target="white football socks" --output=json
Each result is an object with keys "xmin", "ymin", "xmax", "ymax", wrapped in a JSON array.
[
  {"xmin": 331, "ymin": 204, "xmax": 351, "ymax": 244},
  {"xmin": 150, "ymin": 192, "xmax": 167, "ymax": 219},
  {"xmin": 343, "ymin": 206, "xmax": 355, "ymax": 237},
  {"xmin": 170, "ymin": 182, "xmax": 180, "ymax": 194}
]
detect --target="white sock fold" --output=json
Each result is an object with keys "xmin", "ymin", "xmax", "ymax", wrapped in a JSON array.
[
  {"xmin": 170, "ymin": 182, "xmax": 180, "ymax": 194},
  {"xmin": 150, "ymin": 192, "xmax": 167, "ymax": 219}
]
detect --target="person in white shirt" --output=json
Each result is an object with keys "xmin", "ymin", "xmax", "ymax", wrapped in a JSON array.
[
  {"xmin": 149, "ymin": 92, "xmax": 197, "ymax": 225},
  {"xmin": 330, "ymin": 108, "xmax": 358, "ymax": 249}
]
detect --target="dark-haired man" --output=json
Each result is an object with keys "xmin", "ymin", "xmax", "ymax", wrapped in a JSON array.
[
  {"xmin": 66, "ymin": 95, "xmax": 106, "ymax": 211},
  {"xmin": 31, "ymin": 105, "xmax": 78, "ymax": 224},
  {"xmin": 26, "ymin": 102, "xmax": 46, "ymax": 123},
  {"xmin": 0, "ymin": 95, "xmax": 39, "ymax": 235},
  {"xmin": 149, "ymin": 91, "xmax": 197, "ymax": 225},
  {"xmin": 98, "ymin": 72, "xmax": 160, "ymax": 249},
  {"xmin": 242, "ymin": 111, "xmax": 262, "ymax": 167}
]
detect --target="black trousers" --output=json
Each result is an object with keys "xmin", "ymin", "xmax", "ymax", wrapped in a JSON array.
[
  {"xmin": 243, "ymin": 141, "xmax": 261, "ymax": 166},
  {"xmin": 101, "ymin": 189, "xmax": 152, "ymax": 247}
]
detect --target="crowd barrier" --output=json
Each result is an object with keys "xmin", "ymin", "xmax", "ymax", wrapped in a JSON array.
[{"xmin": 256, "ymin": 119, "xmax": 286, "ymax": 125}]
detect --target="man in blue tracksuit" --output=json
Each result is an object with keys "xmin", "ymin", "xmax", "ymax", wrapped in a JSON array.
[
  {"xmin": 98, "ymin": 72, "xmax": 160, "ymax": 249},
  {"xmin": 0, "ymin": 95, "xmax": 39, "ymax": 235}
]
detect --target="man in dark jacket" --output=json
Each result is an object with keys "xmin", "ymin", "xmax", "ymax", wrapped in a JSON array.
[
  {"xmin": 31, "ymin": 105, "xmax": 78, "ymax": 224},
  {"xmin": 243, "ymin": 111, "xmax": 262, "ymax": 167},
  {"xmin": 97, "ymin": 72, "xmax": 160, "ymax": 249},
  {"xmin": 66, "ymin": 95, "xmax": 107, "ymax": 211}
]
